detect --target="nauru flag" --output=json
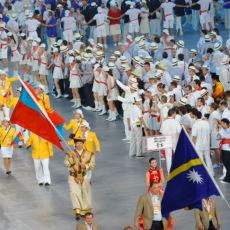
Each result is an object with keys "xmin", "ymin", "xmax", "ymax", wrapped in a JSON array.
[{"xmin": 10, "ymin": 79, "xmax": 64, "ymax": 150}]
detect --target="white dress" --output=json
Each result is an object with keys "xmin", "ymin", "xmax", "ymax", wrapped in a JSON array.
[
  {"xmin": 140, "ymin": 7, "xmax": 149, "ymax": 34},
  {"xmin": 209, "ymin": 110, "xmax": 221, "ymax": 149},
  {"xmin": 39, "ymin": 52, "xmax": 48, "ymax": 75},
  {"xmin": 53, "ymin": 54, "xmax": 63, "ymax": 79},
  {"xmin": 92, "ymin": 71, "xmax": 101, "ymax": 94},
  {"xmin": 107, "ymin": 75, "xmax": 118, "ymax": 101},
  {"xmin": 32, "ymin": 47, "xmax": 40, "ymax": 72},
  {"xmin": 98, "ymin": 72, "xmax": 107, "ymax": 96},
  {"xmin": 19, "ymin": 40, "xmax": 27, "ymax": 65},
  {"xmin": 9, "ymin": 40, "xmax": 20, "ymax": 62},
  {"xmin": 143, "ymin": 99, "xmax": 151, "ymax": 129},
  {"xmin": 69, "ymin": 63, "xmax": 82, "ymax": 89},
  {"xmin": 1, "ymin": 146, "xmax": 14, "ymax": 158}
]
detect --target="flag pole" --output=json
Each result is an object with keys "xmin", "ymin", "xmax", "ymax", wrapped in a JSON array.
[
  {"xmin": 181, "ymin": 126, "xmax": 230, "ymax": 209},
  {"xmin": 17, "ymin": 76, "xmax": 73, "ymax": 153}
]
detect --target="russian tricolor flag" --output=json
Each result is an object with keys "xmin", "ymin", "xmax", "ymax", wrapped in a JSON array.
[{"xmin": 10, "ymin": 79, "xmax": 64, "ymax": 150}]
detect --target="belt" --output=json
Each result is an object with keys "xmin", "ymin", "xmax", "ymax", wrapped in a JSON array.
[
  {"xmin": 11, "ymin": 49, "xmax": 17, "ymax": 57},
  {"xmin": 130, "ymin": 19, "xmax": 138, "ymax": 23},
  {"xmin": 96, "ymin": 23, "xmax": 104, "ymax": 27},
  {"xmin": 0, "ymin": 43, "xmax": 7, "ymax": 48},
  {"xmin": 220, "ymin": 138, "xmax": 230, "ymax": 151},
  {"xmin": 165, "ymin": 13, "xmax": 172, "ymax": 18},
  {"xmin": 200, "ymin": 10, "xmax": 208, "ymax": 15},
  {"xmin": 143, "ymin": 111, "xmax": 149, "ymax": 114},
  {"xmin": 41, "ymin": 61, "xmax": 47, "ymax": 65},
  {"xmin": 55, "ymin": 65, "xmax": 61, "ymax": 68},
  {"xmin": 64, "ymin": 28, "xmax": 72, "ymax": 31},
  {"xmin": 100, "ymin": 81, "xmax": 107, "ymax": 86},
  {"xmin": 72, "ymin": 74, "xmax": 79, "ymax": 77},
  {"xmin": 95, "ymin": 79, "xmax": 100, "ymax": 84}
]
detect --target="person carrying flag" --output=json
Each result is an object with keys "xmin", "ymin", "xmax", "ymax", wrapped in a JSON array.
[
  {"xmin": 64, "ymin": 136, "xmax": 95, "ymax": 220},
  {"xmin": 26, "ymin": 133, "xmax": 53, "ymax": 186},
  {"xmin": 0, "ymin": 119, "xmax": 16, "ymax": 175}
]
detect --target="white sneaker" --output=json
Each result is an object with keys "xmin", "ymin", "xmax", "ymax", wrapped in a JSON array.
[
  {"xmin": 63, "ymin": 94, "xmax": 69, "ymax": 98},
  {"xmin": 122, "ymin": 138, "xmax": 130, "ymax": 141},
  {"xmin": 220, "ymin": 180, "xmax": 230, "ymax": 184},
  {"xmin": 109, "ymin": 117, "xmax": 116, "ymax": 121},
  {"xmin": 219, "ymin": 174, "xmax": 226, "ymax": 180},
  {"xmin": 70, "ymin": 99, "xmax": 75, "ymax": 102},
  {"xmin": 55, "ymin": 94, "xmax": 62, "ymax": 99},
  {"xmin": 98, "ymin": 110, "xmax": 107, "ymax": 116}
]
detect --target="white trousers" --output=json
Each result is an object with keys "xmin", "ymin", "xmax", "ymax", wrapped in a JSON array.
[
  {"xmin": 198, "ymin": 150, "xmax": 214, "ymax": 176},
  {"xmin": 165, "ymin": 148, "xmax": 173, "ymax": 174},
  {"xmin": 129, "ymin": 126, "xmax": 142, "ymax": 157},
  {"xmin": 149, "ymin": 19, "xmax": 161, "ymax": 37},
  {"xmin": 33, "ymin": 158, "xmax": 51, "ymax": 184},
  {"xmin": 175, "ymin": 16, "xmax": 182, "ymax": 32},
  {"xmin": 123, "ymin": 111, "xmax": 131, "ymax": 140}
]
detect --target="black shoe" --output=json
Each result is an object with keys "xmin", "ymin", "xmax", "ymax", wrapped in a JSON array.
[
  {"xmin": 39, "ymin": 183, "xmax": 43, "ymax": 186},
  {"xmin": 18, "ymin": 145, "xmax": 22, "ymax": 148},
  {"xmin": 6, "ymin": 171, "xmax": 11, "ymax": 175},
  {"xmin": 75, "ymin": 215, "xmax": 81, "ymax": 221},
  {"xmin": 45, "ymin": 183, "xmax": 50, "ymax": 186}
]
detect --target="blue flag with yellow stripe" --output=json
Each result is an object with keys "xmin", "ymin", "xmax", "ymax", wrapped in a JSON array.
[{"xmin": 161, "ymin": 128, "xmax": 220, "ymax": 218}]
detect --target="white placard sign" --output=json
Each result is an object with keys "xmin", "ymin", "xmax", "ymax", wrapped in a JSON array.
[{"xmin": 146, "ymin": 136, "xmax": 172, "ymax": 151}]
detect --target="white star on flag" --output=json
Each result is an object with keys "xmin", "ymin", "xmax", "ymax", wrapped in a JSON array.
[{"xmin": 187, "ymin": 169, "xmax": 203, "ymax": 184}]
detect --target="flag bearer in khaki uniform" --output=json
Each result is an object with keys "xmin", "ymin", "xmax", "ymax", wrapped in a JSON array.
[
  {"xmin": 64, "ymin": 137, "xmax": 95, "ymax": 221},
  {"xmin": 0, "ymin": 119, "xmax": 16, "ymax": 175},
  {"xmin": 26, "ymin": 133, "xmax": 53, "ymax": 186}
]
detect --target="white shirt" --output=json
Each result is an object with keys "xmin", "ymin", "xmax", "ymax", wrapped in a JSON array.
[
  {"xmin": 61, "ymin": 16, "xmax": 76, "ymax": 30},
  {"xmin": 222, "ymin": 108, "xmax": 230, "ymax": 119},
  {"xmin": 152, "ymin": 194, "xmax": 162, "ymax": 221},
  {"xmin": 25, "ymin": 18, "xmax": 40, "ymax": 32},
  {"xmin": 161, "ymin": 2, "xmax": 176, "ymax": 15},
  {"xmin": 160, "ymin": 117, "xmax": 181, "ymax": 149},
  {"xmin": 209, "ymin": 110, "xmax": 221, "ymax": 133},
  {"xmin": 129, "ymin": 104, "xmax": 142, "ymax": 129},
  {"xmin": 93, "ymin": 13, "xmax": 107, "ymax": 26},
  {"xmin": 192, "ymin": 119, "xmax": 210, "ymax": 151},
  {"xmin": 198, "ymin": 0, "xmax": 212, "ymax": 11},
  {"xmin": 126, "ymin": 8, "xmax": 141, "ymax": 22}
]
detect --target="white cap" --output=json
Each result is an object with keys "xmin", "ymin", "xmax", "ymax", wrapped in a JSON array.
[
  {"xmin": 40, "ymin": 43, "xmax": 46, "ymax": 48},
  {"xmin": 177, "ymin": 40, "xmax": 184, "ymax": 48},
  {"xmin": 173, "ymin": 75, "xmax": 180, "ymax": 81},
  {"xmin": 37, "ymin": 84, "xmax": 46, "ymax": 91},
  {"xmin": 179, "ymin": 97, "xmax": 188, "ymax": 105},
  {"xmin": 81, "ymin": 121, "xmax": 90, "ymax": 128},
  {"xmin": 214, "ymin": 42, "xmax": 222, "ymax": 51},
  {"xmin": 114, "ymin": 51, "xmax": 121, "ymax": 56},
  {"xmin": 32, "ymin": 41, "xmax": 38, "ymax": 47},
  {"xmin": 188, "ymin": 65, "xmax": 196, "ymax": 72},
  {"xmin": 163, "ymin": 29, "xmax": 169, "ymax": 35},
  {"xmin": 57, "ymin": 4, "xmax": 63, "ymax": 7},
  {"xmin": 94, "ymin": 63, "xmax": 100, "ymax": 71},
  {"xmin": 91, "ymin": 2, "xmax": 97, "ymax": 6},
  {"xmin": 74, "ymin": 109, "xmax": 84, "ymax": 117},
  {"xmin": 103, "ymin": 66, "xmax": 110, "ymax": 72},
  {"xmin": 190, "ymin": 49, "xmax": 197, "ymax": 54},
  {"xmin": 127, "ymin": 35, "xmax": 133, "ymax": 41}
]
